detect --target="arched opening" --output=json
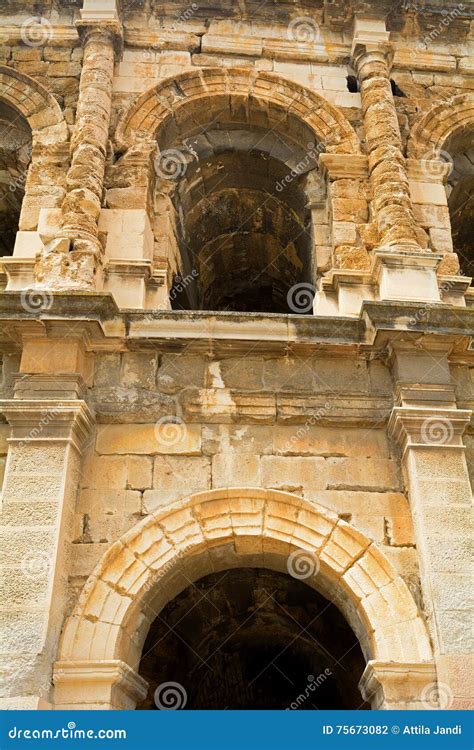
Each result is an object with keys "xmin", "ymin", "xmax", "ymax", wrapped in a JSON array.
[
  {"xmin": 443, "ymin": 127, "xmax": 474, "ymax": 280},
  {"xmin": 54, "ymin": 490, "xmax": 432, "ymax": 711},
  {"xmin": 136, "ymin": 567, "xmax": 368, "ymax": 710},
  {"xmin": 155, "ymin": 100, "xmax": 320, "ymax": 313},
  {"xmin": 0, "ymin": 101, "xmax": 31, "ymax": 256}
]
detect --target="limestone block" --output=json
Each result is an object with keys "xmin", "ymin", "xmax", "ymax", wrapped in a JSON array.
[
  {"xmin": 77, "ymin": 489, "xmax": 141, "ymax": 515},
  {"xmin": 320, "ymin": 521, "xmax": 369, "ymax": 576},
  {"xmin": 12, "ymin": 232, "xmax": 43, "ymax": 258},
  {"xmin": 99, "ymin": 209, "xmax": 154, "ymax": 261},
  {"xmin": 126, "ymin": 456, "xmax": 153, "ymax": 490},
  {"xmin": 412, "ymin": 203, "xmax": 451, "ymax": 229},
  {"xmin": 121, "ymin": 353, "xmax": 157, "ymax": 389},
  {"xmin": 409, "ymin": 181, "xmax": 448, "ymax": 206},
  {"xmin": 273, "ymin": 425, "xmax": 388, "ymax": 458},
  {"xmin": 37, "ymin": 208, "xmax": 62, "ymax": 239},
  {"xmin": 158, "ymin": 355, "xmax": 207, "ymax": 391},
  {"xmin": 94, "ymin": 353, "xmax": 121, "ymax": 387},
  {"xmin": 96, "ymin": 423, "xmax": 201, "ymax": 455},
  {"xmin": 81, "ymin": 454, "xmax": 128, "ymax": 490},
  {"xmin": 212, "ymin": 453, "xmax": 261, "ymax": 488},
  {"xmin": 20, "ymin": 339, "xmax": 92, "ymax": 382},
  {"xmin": 325, "ymin": 458, "xmax": 400, "ymax": 492},
  {"xmin": 321, "ymin": 75, "xmax": 348, "ymax": 91},
  {"xmin": 260, "ymin": 456, "xmax": 328, "ymax": 491},
  {"xmin": 149, "ymin": 454, "xmax": 210, "ymax": 493},
  {"xmin": 429, "ymin": 227, "xmax": 453, "ymax": 253},
  {"xmin": 332, "ymin": 221, "xmax": 357, "ymax": 245},
  {"xmin": 202, "ymin": 425, "xmax": 273, "ymax": 455}
]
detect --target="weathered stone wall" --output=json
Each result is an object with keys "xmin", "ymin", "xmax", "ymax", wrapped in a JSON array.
[
  {"xmin": 69, "ymin": 351, "xmax": 416, "ymax": 600},
  {"xmin": 0, "ymin": 0, "xmax": 472, "ymax": 713}
]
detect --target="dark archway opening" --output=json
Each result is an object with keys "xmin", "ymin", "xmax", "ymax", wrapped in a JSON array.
[
  {"xmin": 154, "ymin": 98, "xmax": 322, "ymax": 314},
  {"xmin": 443, "ymin": 127, "xmax": 474, "ymax": 281},
  {"xmin": 137, "ymin": 568, "xmax": 369, "ymax": 710},
  {"xmin": 0, "ymin": 101, "xmax": 31, "ymax": 256}
]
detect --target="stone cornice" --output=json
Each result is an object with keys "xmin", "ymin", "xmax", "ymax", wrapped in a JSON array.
[
  {"xmin": 0, "ymin": 293, "xmax": 472, "ymax": 359},
  {"xmin": 0, "ymin": 399, "xmax": 95, "ymax": 452},
  {"xmin": 388, "ymin": 405, "xmax": 472, "ymax": 455}
]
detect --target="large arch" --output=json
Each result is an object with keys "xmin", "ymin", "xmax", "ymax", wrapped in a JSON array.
[
  {"xmin": 54, "ymin": 489, "xmax": 433, "ymax": 709},
  {"xmin": 407, "ymin": 93, "xmax": 474, "ymax": 159},
  {"xmin": 0, "ymin": 65, "xmax": 68, "ymax": 145},
  {"xmin": 115, "ymin": 68, "xmax": 361, "ymax": 154}
]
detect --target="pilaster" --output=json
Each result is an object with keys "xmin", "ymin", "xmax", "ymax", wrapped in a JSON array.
[
  {"xmin": 387, "ymin": 343, "xmax": 473, "ymax": 709},
  {"xmin": 0, "ymin": 338, "xmax": 95, "ymax": 708}
]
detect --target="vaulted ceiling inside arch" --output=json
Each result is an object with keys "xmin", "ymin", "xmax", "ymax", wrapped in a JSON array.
[
  {"xmin": 155, "ymin": 99, "xmax": 322, "ymax": 312},
  {"xmin": 0, "ymin": 102, "xmax": 31, "ymax": 256},
  {"xmin": 444, "ymin": 127, "xmax": 474, "ymax": 279}
]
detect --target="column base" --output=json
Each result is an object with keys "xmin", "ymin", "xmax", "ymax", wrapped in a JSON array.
[
  {"xmin": 373, "ymin": 249, "xmax": 442, "ymax": 303},
  {"xmin": 314, "ymin": 249, "xmax": 445, "ymax": 317}
]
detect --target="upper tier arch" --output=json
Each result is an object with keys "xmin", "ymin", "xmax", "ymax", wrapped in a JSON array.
[
  {"xmin": 0, "ymin": 65, "xmax": 68, "ymax": 145},
  {"xmin": 407, "ymin": 93, "xmax": 474, "ymax": 158},
  {"xmin": 115, "ymin": 68, "xmax": 361, "ymax": 155}
]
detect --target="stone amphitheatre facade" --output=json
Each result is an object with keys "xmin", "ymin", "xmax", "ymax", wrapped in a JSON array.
[{"xmin": 0, "ymin": 0, "xmax": 472, "ymax": 711}]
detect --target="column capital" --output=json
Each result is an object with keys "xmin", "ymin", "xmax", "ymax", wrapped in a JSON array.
[
  {"xmin": 76, "ymin": 0, "xmax": 122, "ymax": 54},
  {"xmin": 359, "ymin": 660, "xmax": 437, "ymax": 709},
  {"xmin": 54, "ymin": 660, "xmax": 148, "ymax": 710},
  {"xmin": 75, "ymin": 20, "xmax": 123, "ymax": 56},
  {"xmin": 0, "ymin": 399, "xmax": 95, "ymax": 452},
  {"xmin": 351, "ymin": 16, "xmax": 392, "ymax": 75},
  {"xmin": 388, "ymin": 405, "xmax": 472, "ymax": 456},
  {"xmin": 351, "ymin": 42, "xmax": 393, "ymax": 79}
]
